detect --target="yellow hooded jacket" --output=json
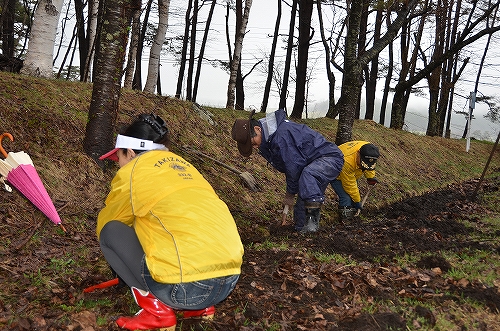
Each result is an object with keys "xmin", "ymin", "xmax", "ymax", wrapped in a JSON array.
[
  {"xmin": 337, "ymin": 141, "xmax": 376, "ymax": 203},
  {"xmin": 97, "ymin": 150, "xmax": 244, "ymax": 284}
]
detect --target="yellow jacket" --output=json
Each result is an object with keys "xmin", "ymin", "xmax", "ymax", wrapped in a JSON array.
[
  {"xmin": 337, "ymin": 141, "xmax": 376, "ymax": 203},
  {"xmin": 97, "ymin": 150, "xmax": 243, "ymax": 284}
]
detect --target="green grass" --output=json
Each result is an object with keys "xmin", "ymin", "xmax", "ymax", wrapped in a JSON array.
[
  {"xmin": 312, "ymin": 251, "xmax": 357, "ymax": 265},
  {"xmin": 441, "ymin": 249, "xmax": 500, "ymax": 286},
  {"xmin": 252, "ymin": 239, "xmax": 289, "ymax": 251}
]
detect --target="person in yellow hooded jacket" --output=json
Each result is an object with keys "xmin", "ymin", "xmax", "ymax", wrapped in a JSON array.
[
  {"xmin": 330, "ymin": 141, "xmax": 380, "ymax": 221},
  {"xmin": 97, "ymin": 113, "xmax": 244, "ymax": 331}
]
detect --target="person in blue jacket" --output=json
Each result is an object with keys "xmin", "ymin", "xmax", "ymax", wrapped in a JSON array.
[{"xmin": 231, "ymin": 109, "xmax": 344, "ymax": 233}]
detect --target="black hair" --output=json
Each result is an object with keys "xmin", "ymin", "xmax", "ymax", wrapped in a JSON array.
[
  {"xmin": 250, "ymin": 119, "xmax": 260, "ymax": 137},
  {"xmin": 121, "ymin": 113, "xmax": 170, "ymax": 154}
]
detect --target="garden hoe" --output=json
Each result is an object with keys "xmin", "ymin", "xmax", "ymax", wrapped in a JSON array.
[
  {"xmin": 355, "ymin": 185, "xmax": 373, "ymax": 216},
  {"xmin": 182, "ymin": 146, "xmax": 260, "ymax": 192}
]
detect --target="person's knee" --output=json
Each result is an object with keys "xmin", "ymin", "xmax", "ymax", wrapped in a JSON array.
[{"xmin": 100, "ymin": 221, "xmax": 130, "ymax": 245}]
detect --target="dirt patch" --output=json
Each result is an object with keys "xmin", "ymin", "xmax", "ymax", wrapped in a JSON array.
[
  {"xmin": 0, "ymin": 72, "xmax": 499, "ymax": 330},
  {"xmin": 1, "ymin": 174, "xmax": 499, "ymax": 330}
]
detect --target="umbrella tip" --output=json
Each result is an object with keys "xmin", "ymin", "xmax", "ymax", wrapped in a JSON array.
[{"xmin": 59, "ymin": 223, "xmax": 67, "ymax": 233}]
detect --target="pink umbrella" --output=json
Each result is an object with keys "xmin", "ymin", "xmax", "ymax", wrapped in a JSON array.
[{"xmin": 0, "ymin": 133, "xmax": 66, "ymax": 232}]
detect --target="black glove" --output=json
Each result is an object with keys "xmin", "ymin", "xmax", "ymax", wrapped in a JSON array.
[
  {"xmin": 367, "ymin": 177, "xmax": 378, "ymax": 185},
  {"xmin": 353, "ymin": 202, "xmax": 362, "ymax": 210}
]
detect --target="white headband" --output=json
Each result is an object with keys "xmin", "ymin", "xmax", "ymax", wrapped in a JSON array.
[{"xmin": 115, "ymin": 134, "xmax": 166, "ymax": 150}]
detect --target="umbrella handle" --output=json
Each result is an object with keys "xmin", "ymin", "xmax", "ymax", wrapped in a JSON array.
[{"xmin": 0, "ymin": 133, "xmax": 13, "ymax": 158}]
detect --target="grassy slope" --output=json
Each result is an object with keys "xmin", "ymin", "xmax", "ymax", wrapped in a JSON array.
[
  {"xmin": 0, "ymin": 71, "xmax": 498, "ymax": 225},
  {"xmin": 0, "ymin": 71, "xmax": 499, "ymax": 330}
]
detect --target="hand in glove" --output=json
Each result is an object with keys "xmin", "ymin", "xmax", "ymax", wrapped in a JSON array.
[
  {"xmin": 283, "ymin": 192, "xmax": 296, "ymax": 207},
  {"xmin": 367, "ymin": 177, "xmax": 379, "ymax": 186},
  {"xmin": 353, "ymin": 201, "xmax": 363, "ymax": 210}
]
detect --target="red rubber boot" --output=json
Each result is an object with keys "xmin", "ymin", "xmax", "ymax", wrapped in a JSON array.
[
  {"xmin": 116, "ymin": 287, "xmax": 177, "ymax": 331},
  {"xmin": 177, "ymin": 306, "xmax": 215, "ymax": 320}
]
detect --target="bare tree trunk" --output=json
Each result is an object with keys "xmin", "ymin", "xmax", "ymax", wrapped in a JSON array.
[
  {"xmin": 234, "ymin": 0, "xmax": 245, "ymax": 110},
  {"xmin": 444, "ymin": 0, "xmax": 462, "ymax": 137},
  {"xmin": 260, "ymin": 0, "xmax": 281, "ymax": 113},
  {"xmin": 193, "ymin": 0, "xmax": 216, "ymax": 102},
  {"xmin": 380, "ymin": 46, "xmax": 393, "ymax": 125},
  {"xmin": 235, "ymin": 62, "xmax": 245, "ymax": 109},
  {"xmin": 144, "ymin": 0, "xmax": 171, "ymax": 93},
  {"xmin": 391, "ymin": 1, "xmax": 500, "ymax": 131},
  {"xmin": 225, "ymin": 2, "xmax": 232, "ymax": 63},
  {"xmin": 390, "ymin": 0, "xmax": 427, "ymax": 129},
  {"xmin": 355, "ymin": 1, "xmax": 369, "ymax": 120},
  {"xmin": 83, "ymin": 0, "xmax": 99, "ymax": 81},
  {"xmin": 436, "ymin": 0, "xmax": 455, "ymax": 136},
  {"xmin": 56, "ymin": 24, "xmax": 77, "ymax": 79},
  {"xmin": 124, "ymin": 8, "xmax": 141, "ymax": 89},
  {"xmin": 226, "ymin": 0, "xmax": 252, "ymax": 110},
  {"xmin": 380, "ymin": 8, "xmax": 393, "ymax": 126},
  {"xmin": 175, "ymin": 0, "xmax": 193, "ymax": 99},
  {"xmin": 1, "ymin": 0, "xmax": 16, "ymax": 58},
  {"xmin": 53, "ymin": 1, "xmax": 70, "ymax": 66},
  {"xmin": 186, "ymin": 0, "xmax": 198, "ymax": 100},
  {"xmin": 83, "ymin": 0, "xmax": 139, "ymax": 165},
  {"xmin": 290, "ymin": 0, "xmax": 313, "ymax": 119},
  {"xmin": 73, "ymin": 0, "xmax": 88, "ymax": 80},
  {"xmin": 21, "ymin": 0, "xmax": 64, "ymax": 78},
  {"xmin": 317, "ymin": 1, "xmax": 336, "ymax": 118},
  {"xmin": 426, "ymin": 0, "xmax": 446, "ymax": 137},
  {"xmin": 444, "ymin": 56, "xmax": 468, "ymax": 137},
  {"xmin": 279, "ymin": 0, "xmax": 297, "ymax": 111},
  {"xmin": 335, "ymin": 0, "xmax": 364, "ymax": 145},
  {"xmin": 365, "ymin": 4, "xmax": 383, "ymax": 120},
  {"xmin": 336, "ymin": 0, "xmax": 419, "ymax": 144},
  {"xmin": 65, "ymin": 38, "xmax": 78, "ymax": 79},
  {"xmin": 133, "ymin": 0, "xmax": 153, "ymax": 90},
  {"xmin": 462, "ymin": 4, "xmax": 497, "ymax": 138}
]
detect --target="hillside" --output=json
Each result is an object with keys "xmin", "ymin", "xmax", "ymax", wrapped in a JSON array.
[{"xmin": 0, "ymin": 71, "xmax": 499, "ymax": 331}]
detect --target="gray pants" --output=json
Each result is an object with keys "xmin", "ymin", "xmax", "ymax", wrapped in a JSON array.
[
  {"xmin": 99, "ymin": 221, "xmax": 146, "ymax": 290},
  {"xmin": 99, "ymin": 221, "xmax": 240, "ymax": 310}
]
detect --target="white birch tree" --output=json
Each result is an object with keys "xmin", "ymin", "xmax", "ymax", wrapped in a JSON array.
[
  {"xmin": 226, "ymin": 0, "xmax": 252, "ymax": 109},
  {"xmin": 124, "ymin": 8, "xmax": 142, "ymax": 88},
  {"xmin": 143, "ymin": 0, "xmax": 171, "ymax": 93},
  {"xmin": 83, "ymin": 0, "xmax": 99, "ymax": 82},
  {"xmin": 21, "ymin": 0, "xmax": 64, "ymax": 78}
]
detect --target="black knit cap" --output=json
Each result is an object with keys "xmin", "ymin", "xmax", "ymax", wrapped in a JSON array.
[{"xmin": 359, "ymin": 143, "xmax": 379, "ymax": 170}]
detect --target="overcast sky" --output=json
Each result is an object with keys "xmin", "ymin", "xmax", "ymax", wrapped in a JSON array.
[
  {"xmin": 144, "ymin": 0, "xmax": 499, "ymax": 140},
  {"xmin": 53, "ymin": 0, "xmax": 500, "ymax": 140}
]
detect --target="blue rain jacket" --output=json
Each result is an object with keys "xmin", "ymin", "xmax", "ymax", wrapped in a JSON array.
[{"xmin": 258, "ymin": 109, "xmax": 344, "ymax": 198}]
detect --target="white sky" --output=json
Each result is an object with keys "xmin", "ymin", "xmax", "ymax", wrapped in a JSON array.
[
  {"xmin": 54, "ymin": 0, "xmax": 500, "ymax": 140},
  {"xmin": 151, "ymin": 0, "xmax": 500, "ymax": 140}
]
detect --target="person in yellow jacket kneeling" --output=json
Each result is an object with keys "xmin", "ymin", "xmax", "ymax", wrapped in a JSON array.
[
  {"xmin": 331, "ymin": 141, "xmax": 380, "ymax": 221},
  {"xmin": 97, "ymin": 113, "xmax": 244, "ymax": 331}
]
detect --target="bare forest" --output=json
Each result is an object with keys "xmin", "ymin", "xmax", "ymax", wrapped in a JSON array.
[{"xmin": 1, "ymin": 1, "xmax": 500, "ymax": 161}]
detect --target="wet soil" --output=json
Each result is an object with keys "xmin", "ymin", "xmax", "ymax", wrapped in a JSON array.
[{"xmin": 1, "ymin": 176, "xmax": 499, "ymax": 331}]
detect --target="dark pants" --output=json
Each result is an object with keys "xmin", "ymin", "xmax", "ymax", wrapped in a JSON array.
[
  {"xmin": 293, "ymin": 155, "xmax": 343, "ymax": 230},
  {"xmin": 330, "ymin": 179, "xmax": 354, "ymax": 207}
]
